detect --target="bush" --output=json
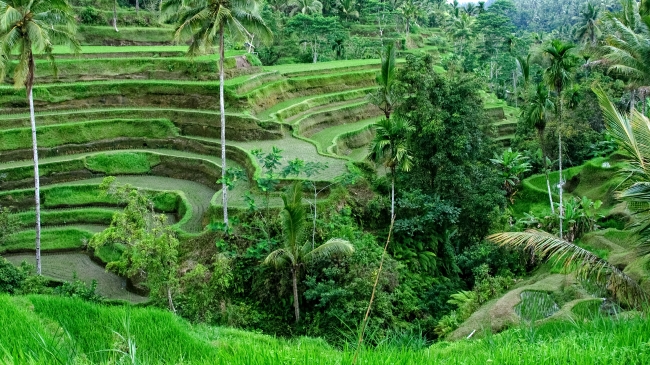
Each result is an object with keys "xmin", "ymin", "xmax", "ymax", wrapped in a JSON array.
[{"xmin": 0, "ymin": 258, "xmax": 27, "ymax": 294}]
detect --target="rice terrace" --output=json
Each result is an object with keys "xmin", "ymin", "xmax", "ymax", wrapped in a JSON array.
[{"xmin": 1, "ymin": 0, "xmax": 650, "ymax": 363}]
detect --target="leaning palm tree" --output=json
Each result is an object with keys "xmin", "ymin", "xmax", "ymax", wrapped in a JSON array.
[
  {"xmin": 600, "ymin": 16, "xmax": 650, "ymax": 114},
  {"xmin": 163, "ymin": 0, "xmax": 272, "ymax": 226},
  {"xmin": 368, "ymin": 117, "xmax": 414, "ymax": 219},
  {"xmin": 488, "ymin": 230, "xmax": 647, "ymax": 309},
  {"xmin": 574, "ymin": 2, "xmax": 601, "ymax": 46},
  {"xmin": 264, "ymin": 182, "xmax": 354, "ymax": 323},
  {"xmin": 543, "ymin": 39, "xmax": 577, "ymax": 239},
  {"xmin": 0, "ymin": 0, "xmax": 80, "ymax": 275},
  {"xmin": 525, "ymin": 82, "xmax": 556, "ymax": 213},
  {"xmin": 368, "ymin": 43, "xmax": 397, "ymax": 119}
]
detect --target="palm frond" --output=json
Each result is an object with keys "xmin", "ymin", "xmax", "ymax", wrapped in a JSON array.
[
  {"xmin": 263, "ymin": 248, "xmax": 295, "ymax": 268},
  {"xmin": 305, "ymin": 238, "xmax": 354, "ymax": 262},
  {"xmin": 488, "ymin": 230, "xmax": 647, "ymax": 308}
]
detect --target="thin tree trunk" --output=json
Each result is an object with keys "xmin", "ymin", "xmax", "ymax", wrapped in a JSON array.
[
  {"xmin": 630, "ymin": 89, "xmax": 635, "ymax": 112},
  {"xmin": 167, "ymin": 286, "xmax": 176, "ymax": 313},
  {"xmin": 136, "ymin": 0, "xmax": 139, "ymax": 16},
  {"xmin": 352, "ymin": 216, "xmax": 395, "ymax": 365},
  {"xmin": 539, "ymin": 130, "xmax": 555, "ymax": 214},
  {"xmin": 312, "ymin": 185, "xmax": 317, "ymax": 250},
  {"xmin": 513, "ymin": 71, "xmax": 518, "ymax": 108},
  {"xmin": 27, "ymin": 53, "xmax": 41, "ymax": 276},
  {"xmin": 558, "ymin": 95, "xmax": 563, "ymax": 239},
  {"xmin": 291, "ymin": 267, "xmax": 300, "ymax": 323},
  {"xmin": 219, "ymin": 24, "xmax": 228, "ymax": 226},
  {"xmin": 113, "ymin": 0, "xmax": 119, "ymax": 32},
  {"xmin": 391, "ymin": 174, "xmax": 395, "ymax": 220}
]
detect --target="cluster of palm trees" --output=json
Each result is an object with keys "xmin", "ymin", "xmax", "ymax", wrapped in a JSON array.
[{"xmin": 496, "ymin": 0, "xmax": 650, "ymax": 308}]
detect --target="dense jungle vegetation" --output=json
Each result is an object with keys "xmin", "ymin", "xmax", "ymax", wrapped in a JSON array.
[{"xmin": 2, "ymin": 0, "xmax": 650, "ymax": 363}]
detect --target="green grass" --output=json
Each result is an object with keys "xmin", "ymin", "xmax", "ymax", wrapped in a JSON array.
[
  {"xmin": 84, "ymin": 152, "xmax": 160, "ymax": 174},
  {"xmin": 13, "ymin": 208, "xmax": 118, "ymax": 227},
  {"xmin": 0, "ymin": 119, "xmax": 178, "ymax": 151},
  {"xmin": 1, "ymin": 295, "xmax": 650, "ymax": 364},
  {"xmin": 1, "ymin": 228, "xmax": 94, "ymax": 253}
]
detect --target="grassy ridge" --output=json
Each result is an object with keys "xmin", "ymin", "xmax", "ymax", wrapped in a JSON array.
[
  {"xmin": 1, "ymin": 295, "xmax": 649, "ymax": 364},
  {"xmin": 1, "ymin": 228, "xmax": 94, "ymax": 253},
  {"xmin": 0, "ymin": 119, "xmax": 178, "ymax": 151}
]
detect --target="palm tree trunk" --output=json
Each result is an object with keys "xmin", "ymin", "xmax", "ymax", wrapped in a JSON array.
[
  {"xmin": 391, "ymin": 173, "xmax": 395, "ymax": 219},
  {"xmin": 539, "ymin": 130, "xmax": 555, "ymax": 214},
  {"xmin": 558, "ymin": 95, "xmax": 563, "ymax": 239},
  {"xmin": 291, "ymin": 266, "xmax": 300, "ymax": 323},
  {"xmin": 113, "ymin": 0, "xmax": 119, "ymax": 32},
  {"xmin": 219, "ymin": 24, "xmax": 228, "ymax": 226},
  {"xmin": 27, "ymin": 53, "xmax": 41, "ymax": 276},
  {"xmin": 312, "ymin": 185, "xmax": 317, "ymax": 250},
  {"xmin": 167, "ymin": 286, "xmax": 176, "ymax": 313}
]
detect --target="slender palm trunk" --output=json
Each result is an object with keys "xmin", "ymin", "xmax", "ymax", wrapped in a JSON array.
[
  {"xmin": 219, "ymin": 25, "xmax": 228, "ymax": 226},
  {"xmin": 167, "ymin": 286, "xmax": 176, "ymax": 313},
  {"xmin": 390, "ymin": 172, "xmax": 395, "ymax": 220},
  {"xmin": 113, "ymin": 0, "xmax": 119, "ymax": 32},
  {"xmin": 558, "ymin": 95, "xmax": 563, "ymax": 239},
  {"xmin": 312, "ymin": 185, "xmax": 317, "ymax": 250},
  {"xmin": 291, "ymin": 266, "xmax": 300, "ymax": 323},
  {"xmin": 539, "ymin": 130, "xmax": 555, "ymax": 214},
  {"xmin": 27, "ymin": 54, "xmax": 41, "ymax": 276}
]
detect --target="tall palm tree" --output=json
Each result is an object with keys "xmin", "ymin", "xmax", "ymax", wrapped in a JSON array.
[
  {"xmin": 600, "ymin": 16, "xmax": 650, "ymax": 114},
  {"xmin": 336, "ymin": 0, "xmax": 358, "ymax": 21},
  {"xmin": 452, "ymin": 12, "xmax": 475, "ymax": 54},
  {"xmin": 264, "ymin": 182, "xmax": 354, "ymax": 323},
  {"xmin": 543, "ymin": 39, "xmax": 577, "ymax": 239},
  {"xmin": 369, "ymin": 43, "xmax": 397, "ymax": 119},
  {"xmin": 525, "ymin": 83, "xmax": 556, "ymax": 213},
  {"xmin": 163, "ymin": 0, "xmax": 271, "ymax": 226},
  {"xmin": 288, "ymin": 0, "xmax": 322, "ymax": 16},
  {"xmin": 463, "ymin": 3, "xmax": 477, "ymax": 16},
  {"xmin": 0, "ymin": 0, "xmax": 79, "ymax": 275},
  {"xmin": 368, "ymin": 117, "xmax": 414, "ymax": 219}
]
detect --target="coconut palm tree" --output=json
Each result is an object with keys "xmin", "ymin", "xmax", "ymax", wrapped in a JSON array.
[
  {"xmin": 452, "ymin": 12, "xmax": 475, "ymax": 54},
  {"xmin": 369, "ymin": 43, "xmax": 397, "ymax": 119},
  {"xmin": 336, "ymin": 0, "xmax": 358, "ymax": 21},
  {"xmin": 0, "ymin": 0, "xmax": 79, "ymax": 275},
  {"xmin": 288, "ymin": 0, "xmax": 322, "ymax": 16},
  {"xmin": 368, "ymin": 117, "xmax": 414, "ymax": 219},
  {"xmin": 525, "ymin": 83, "xmax": 556, "ymax": 213},
  {"xmin": 263, "ymin": 182, "xmax": 354, "ymax": 323},
  {"xmin": 163, "ymin": 0, "xmax": 271, "ymax": 226},
  {"xmin": 488, "ymin": 230, "xmax": 647, "ymax": 309},
  {"xmin": 593, "ymin": 86, "xmax": 650, "ymax": 246},
  {"xmin": 543, "ymin": 39, "xmax": 577, "ymax": 239},
  {"xmin": 600, "ymin": 16, "xmax": 650, "ymax": 114},
  {"xmin": 574, "ymin": 2, "xmax": 601, "ymax": 46}
]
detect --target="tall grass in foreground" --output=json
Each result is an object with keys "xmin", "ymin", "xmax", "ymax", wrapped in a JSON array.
[{"xmin": 1, "ymin": 295, "xmax": 649, "ymax": 364}]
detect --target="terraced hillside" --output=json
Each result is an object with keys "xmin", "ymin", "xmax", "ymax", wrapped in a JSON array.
[{"xmin": 0, "ymin": 30, "xmax": 518, "ymax": 298}]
